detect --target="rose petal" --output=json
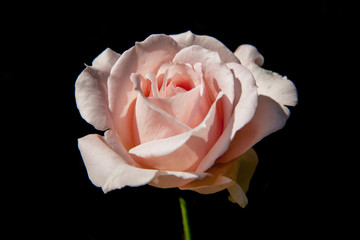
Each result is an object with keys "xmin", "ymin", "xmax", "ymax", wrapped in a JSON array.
[
  {"xmin": 75, "ymin": 48, "xmax": 120, "ymax": 130},
  {"xmin": 103, "ymin": 130, "xmax": 140, "ymax": 167},
  {"xmin": 131, "ymin": 73, "xmax": 191, "ymax": 144},
  {"xmin": 78, "ymin": 133, "xmax": 206, "ymax": 192},
  {"xmin": 247, "ymin": 63, "xmax": 298, "ymax": 108},
  {"xmin": 171, "ymin": 31, "xmax": 239, "ymax": 63},
  {"xmin": 226, "ymin": 62, "xmax": 259, "ymax": 139},
  {"xmin": 217, "ymin": 95, "xmax": 289, "ymax": 163},
  {"xmin": 148, "ymin": 86, "xmax": 202, "ymax": 126},
  {"xmin": 108, "ymin": 34, "xmax": 182, "ymax": 149},
  {"xmin": 195, "ymin": 63, "xmax": 258, "ymax": 170},
  {"xmin": 235, "ymin": 44, "xmax": 298, "ymax": 109},
  {"xmin": 173, "ymin": 45, "xmax": 236, "ymax": 124},
  {"xmin": 129, "ymin": 92, "xmax": 224, "ymax": 171},
  {"xmin": 234, "ymin": 44, "xmax": 264, "ymax": 67},
  {"xmin": 161, "ymin": 63, "xmax": 198, "ymax": 97},
  {"xmin": 78, "ymin": 134, "xmax": 158, "ymax": 192},
  {"xmin": 173, "ymin": 44, "xmax": 222, "ymax": 66}
]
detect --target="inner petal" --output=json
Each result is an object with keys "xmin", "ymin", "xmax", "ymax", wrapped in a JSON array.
[
  {"xmin": 160, "ymin": 63, "xmax": 200, "ymax": 97},
  {"xmin": 147, "ymin": 86, "xmax": 202, "ymax": 126},
  {"xmin": 131, "ymin": 73, "xmax": 191, "ymax": 144}
]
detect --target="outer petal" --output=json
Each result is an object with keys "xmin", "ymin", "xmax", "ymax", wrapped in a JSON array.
[
  {"xmin": 78, "ymin": 134, "xmax": 158, "ymax": 192},
  {"xmin": 235, "ymin": 44, "xmax": 298, "ymax": 110},
  {"xmin": 234, "ymin": 44, "xmax": 264, "ymax": 67},
  {"xmin": 129, "ymin": 92, "xmax": 224, "ymax": 172},
  {"xmin": 75, "ymin": 48, "xmax": 120, "ymax": 130},
  {"xmin": 218, "ymin": 95, "xmax": 289, "ymax": 163},
  {"xmin": 180, "ymin": 148, "xmax": 258, "ymax": 207},
  {"xmin": 247, "ymin": 63, "xmax": 298, "ymax": 108},
  {"xmin": 171, "ymin": 31, "xmax": 240, "ymax": 63},
  {"xmin": 78, "ymin": 133, "xmax": 206, "ymax": 192},
  {"xmin": 195, "ymin": 62, "xmax": 258, "ymax": 170},
  {"xmin": 108, "ymin": 34, "xmax": 182, "ymax": 149}
]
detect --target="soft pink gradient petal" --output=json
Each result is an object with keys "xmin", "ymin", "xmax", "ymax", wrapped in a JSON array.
[
  {"xmin": 78, "ymin": 133, "xmax": 206, "ymax": 192},
  {"xmin": 75, "ymin": 48, "xmax": 120, "ymax": 130},
  {"xmin": 235, "ymin": 44, "xmax": 298, "ymax": 111},
  {"xmin": 171, "ymin": 31, "xmax": 239, "ymax": 63},
  {"xmin": 129, "ymin": 92, "xmax": 224, "ymax": 172},
  {"xmin": 78, "ymin": 134, "xmax": 158, "ymax": 192},
  {"xmin": 226, "ymin": 62, "xmax": 258, "ymax": 138},
  {"xmin": 195, "ymin": 62, "xmax": 258, "ymax": 170},
  {"xmin": 247, "ymin": 63, "xmax": 298, "ymax": 109},
  {"xmin": 148, "ymin": 86, "xmax": 202, "ymax": 126},
  {"xmin": 160, "ymin": 63, "xmax": 199, "ymax": 97},
  {"xmin": 107, "ymin": 34, "xmax": 182, "ymax": 149},
  {"xmin": 173, "ymin": 45, "xmax": 222, "ymax": 66},
  {"xmin": 234, "ymin": 44, "xmax": 264, "ymax": 67},
  {"xmin": 103, "ymin": 130, "xmax": 140, "ymax": 167},
  {"xmin": 173, "ymin": 45, "xmax": 236, "ymax": 124},
  {"xmin": 218, "ymin": 95, "xmax": 289, "ymax": 163},
  {"xmin": 131, "ymin": 73, "xmax": 191, "ymax": 144}
]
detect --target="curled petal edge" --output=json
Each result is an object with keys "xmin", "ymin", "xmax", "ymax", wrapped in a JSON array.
[{"xmin": 78, "ymin": 133, "xmax": 207, "ymax": 193}]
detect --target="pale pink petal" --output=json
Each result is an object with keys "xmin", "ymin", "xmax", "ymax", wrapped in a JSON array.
[
  {"xmin": 203, "ymin": 60, "xmax": 235, "ymax": 125},
  {"xmin": 217, "ymin": 95, "xmax": 289, "ymax": 163},
  {"xmin": 171, "ymin": 31, "xmax": 239, "ymax": 63},
  {"xmin": 195, "ymin": 63, "xmax": 258, "ymax": 171},
  {"xmin": 103, "ymin": 130, "xmax": 140, "ymax": 167},
  {"xmin": 78, "ymin": 133, "xmax": 208, "ymax": 191},
  {"xmin": 234, "ymin": 44, "xmax": 264, "ymax": 67},
  {"xmin": 129, "ymin": 92, "xmax": 224, "ymax": 172},
  {"xmin": 173, "ymin": 45, "xmax": 236, "ymax": 124},
  {"xmin": 148, "ymin": 86, "xmax": 202, "ymax": 126},
  {"xmin": 187, "ymin": 62, "xmax": 212, "ymax": 128},
  {"xmin": 235, "ymin": 44, "xmax": 298, "ymax": 109},
  {"xmin": 92, "ymin": 48, "xmax": 122, "ymax": 73},
  {"xmin": 147, "ymin": 62, "xmax": 209, "ymax": 127},
  {"xmin": 78, "ymin": 134, "xmax": 158, "ymax": 192},
  {"xmin": 108, "ymin": 34, "xmax": 182, "ymax": 149},
  {"xmin": 226, "ymin": 62, "xmax": 258, "ymax": 139},
  {"xmin": 173, "ymin": 45, "xmax": 222, "ymax": 66},
  {"xmin": 247, "ymin": 63, "xmax": 298, "ymax": 108},
  {"xmin": 75, "ymin": 48, "xmax": 120, "ymax": 130},
  {"xmin": 131, "ymin": 73, "xmax": 191, "ymax": 144}
]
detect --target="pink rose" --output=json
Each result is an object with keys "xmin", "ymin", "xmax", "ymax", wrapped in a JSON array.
[{"xmin": 75, "ymin": 31, "xmax": 297, "ymax": 207}]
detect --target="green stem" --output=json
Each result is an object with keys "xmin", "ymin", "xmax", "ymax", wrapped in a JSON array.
[{"xmin": 179, "ymin": 197, "xmax": 192, "ymax": 240}]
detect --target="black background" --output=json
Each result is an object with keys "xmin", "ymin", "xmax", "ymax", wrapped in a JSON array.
[{"xmin": 3, "ymin": 1, "xmax": 358, "ymax": 239}]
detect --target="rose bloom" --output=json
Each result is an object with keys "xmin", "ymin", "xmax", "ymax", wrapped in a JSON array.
[{"xmin": 75, "ymin": 31, "xmax": 297, "ymax": 207}]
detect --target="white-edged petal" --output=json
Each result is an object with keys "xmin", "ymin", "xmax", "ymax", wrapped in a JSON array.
[
  {"xmin": 75, "ymin": 48, "xmax": 120, "ymax": 130},
  {"xmin": 171, "ymin": 31, "xmax": 239, "ymax": 63},
  {"xmin": 248, "ymin": 63, "xmax": 298, "ymax": 108}
]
